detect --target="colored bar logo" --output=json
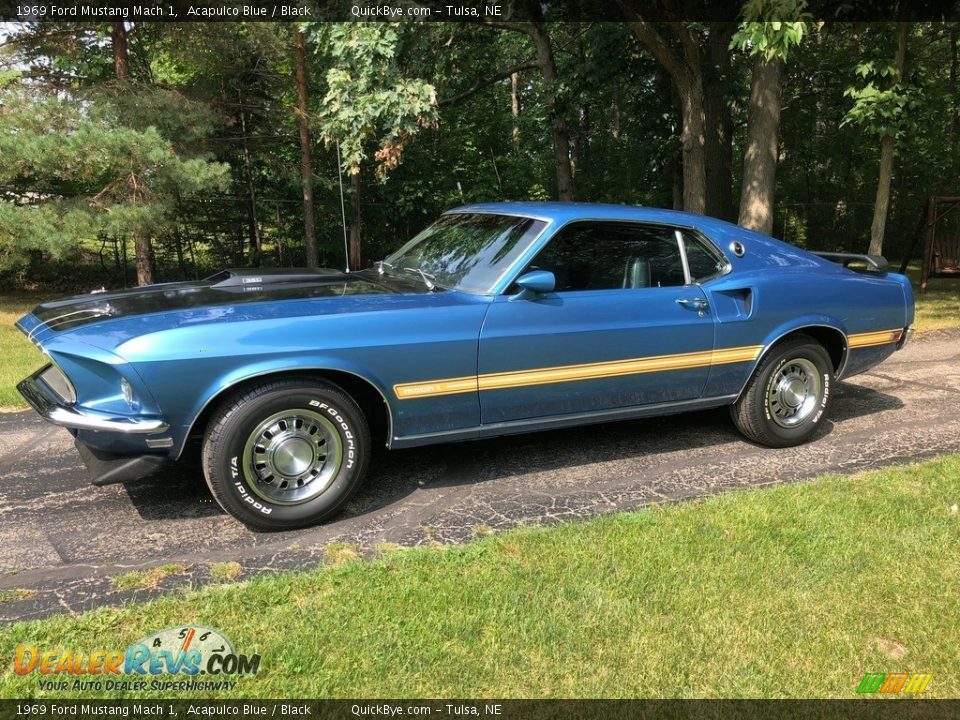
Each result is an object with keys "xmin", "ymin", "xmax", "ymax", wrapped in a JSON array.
[{"xmin": 856, "ymin": 672, "xmax": 932, "ymax": 694}]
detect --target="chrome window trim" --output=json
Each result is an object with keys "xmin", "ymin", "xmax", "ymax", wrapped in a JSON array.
[
  {"xmin": 500, "ymin": 218, "xmax": 724, "ymax": 294},
  {"xmin": 675, "ymin": 229, "xmax": 693, "ymax": 285},
  {"xmin": 680, "ymin": 229, "xmax": 733, "ymax": 285}
]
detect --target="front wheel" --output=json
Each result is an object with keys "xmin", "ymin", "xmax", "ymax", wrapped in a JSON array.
[
  {"xmin": 202, "ymin": 379, "xmax": 370, "ymax": 531},
  {"xmin": 730, "ymin": 336, "xmax": 834, "ymax": 448}
]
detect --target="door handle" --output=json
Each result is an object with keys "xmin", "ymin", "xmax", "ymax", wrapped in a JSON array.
[{"xmin": 676, "ymin": 297, "xmax": 709, "ymax": 316}]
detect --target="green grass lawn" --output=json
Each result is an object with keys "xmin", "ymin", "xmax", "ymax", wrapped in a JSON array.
[
  {"xmin": 909, "ymin": 273, "xmax": 960, "ymax": 331},
  {"xmin": 2, "ymin": 455, "xmax": 958, "ymax": 698},
  {"xmin": 0, "ymin": 295, "xmax": 47, "ymax": 409}
]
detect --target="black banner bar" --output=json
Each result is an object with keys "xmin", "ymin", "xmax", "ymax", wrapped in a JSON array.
[
  {"xmin": 1, "ymin": 0, "xmax": 959, "ymax": 23},
  {"xmin": 3, "ymin": 700, "xmax": 960, "ymax": 720}
]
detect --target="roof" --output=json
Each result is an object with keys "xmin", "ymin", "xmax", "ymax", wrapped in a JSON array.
[{"xmin": 448, "ymin": 201, "xmax": 744, "ymax": 235}]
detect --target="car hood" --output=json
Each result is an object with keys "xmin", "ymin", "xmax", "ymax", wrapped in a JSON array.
[{"xmin": 16, "ymin": 267, "xmax": 448, "ymax": 351}]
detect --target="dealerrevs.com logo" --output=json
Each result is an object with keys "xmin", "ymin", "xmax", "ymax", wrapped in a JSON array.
[{"xmin": 14, "ymin": 626, "xmax": 261, "ymax": 692}]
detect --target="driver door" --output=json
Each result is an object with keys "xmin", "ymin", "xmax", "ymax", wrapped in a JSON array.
[{"xmin": 477, "ymin": 221, "xmax": 716, "ymax": 425}]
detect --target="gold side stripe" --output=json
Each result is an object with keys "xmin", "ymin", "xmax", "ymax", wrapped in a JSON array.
[
  {"xmin": 393, "ymin": 345, "xmax": 763, "ymax": 400},
  {"xmin": 848, "ymin": 329, "xmax": 903, "ymax": 349},
  {"xmin": 393, "ymin": 376, "xmax": 478, "ymax": 399}
]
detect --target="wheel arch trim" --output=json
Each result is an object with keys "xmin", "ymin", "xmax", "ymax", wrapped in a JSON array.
[
  {"xmin": 177, "ymin": 363, "xmax": 395, "ymax": 460},
  {"xmin": 733, "ymin": 321, "xmax": 849, "ymax": 403}
]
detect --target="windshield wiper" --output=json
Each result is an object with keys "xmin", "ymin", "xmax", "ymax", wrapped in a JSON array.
[
  {"xmin": 403, "ymin": 266, "xmax": 437, "ymax": 291},
  {"xmin": 375, "ymin": 260, "xmax": 394, "ymax": 276}
]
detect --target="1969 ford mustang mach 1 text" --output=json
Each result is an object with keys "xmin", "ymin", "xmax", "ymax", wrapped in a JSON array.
[{"xmin": 17, "ymin": 203, "xmax": 915, "ymax": 530}]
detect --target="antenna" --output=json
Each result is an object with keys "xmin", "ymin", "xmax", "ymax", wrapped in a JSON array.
[{"xmin": 335, "ymin": 138, "xmax": 350, "ymax": 273}]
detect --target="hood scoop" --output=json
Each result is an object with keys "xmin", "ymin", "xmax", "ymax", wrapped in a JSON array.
[{"xmin": 207, "ymin": 268, "xmax": 347, "ymax": 289}]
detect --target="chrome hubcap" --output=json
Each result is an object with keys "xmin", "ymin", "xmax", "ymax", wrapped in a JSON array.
[
  {"xmin": 242, "ymin": 409, "xmax": 342, "ymax": 505},
  {"xmin": 767, "ymin": 358, "xmax": 822, "ymax": 428}
]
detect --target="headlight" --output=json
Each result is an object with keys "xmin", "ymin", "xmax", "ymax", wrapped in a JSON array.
[{"xmin": 39, "ymin": 364, "xmax": 76, "ymax": 405}]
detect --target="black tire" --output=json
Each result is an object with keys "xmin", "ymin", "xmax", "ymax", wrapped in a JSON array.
[
  {"xmin": 202, "ymin": 378, "xmax": 370, "ymax": 531},
  {"xmin": 730, "ymin": 336, "xmax": 834, "ymax": 448}
]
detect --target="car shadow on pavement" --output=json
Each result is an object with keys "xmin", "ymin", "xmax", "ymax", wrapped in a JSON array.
[
  {"xmin": 337, "ymin": 381, "xmax": 905, "ymax": 522},
  {"xmin": 118, "ymin": 382, "xmax": 904, "ymax": 528},
  {"xmin": 121, "ymin": 452, "xmax": 223, "ymax": 521},
  {"xmin": 829, "ymin": 381, "xmax": 905, "ymax": 422}
]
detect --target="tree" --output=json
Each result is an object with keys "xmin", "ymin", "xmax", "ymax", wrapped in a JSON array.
[
  {"xmin": 293, "ymin": 26, "xmax": 318, "ymax": 268},
  {"xmin": 0, "ymin": 77, "xmax": 229, "ymax": 274},
  {"xmin": 868, "ymin": 23, "xmax": 910, "ymax": 257},
  {"xmin": 732, "ymin": 0, "xmax": 808, "ymax": 235},
  {"xmin": 440, "ymin": 18, "xmax": 576, "ymax": 200},
  {"xmin": 527, "ymin": 21, "xmax": 575, "ymax": 201},
  {"xmin": 703, "ymin": 22, "xmax": 737, "ymax": 221},
  {"xmin": 303, "ymin": 23, "xmax": 436, "ymax": 269},
  {"xmin": 109, "ymin": 21, "xmax": 154, "ymax": 285},
  {"xmin": 842, "ymin": 23, "xmax": 915, "ymax": 256},
  {"xmin": 620, "ymin": 14, "xmax": 708, "ymax": 215}
]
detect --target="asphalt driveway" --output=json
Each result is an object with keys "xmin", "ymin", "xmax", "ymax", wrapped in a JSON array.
[{"xmin": 2, "ymin": 329, "xmax": 959, "ymax": 623}]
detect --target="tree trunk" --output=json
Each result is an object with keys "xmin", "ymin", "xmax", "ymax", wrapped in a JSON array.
[
  {"xmin": 349, "ymin": 171, "xmax": 363, "ymax": 270},
  {"xmin": 173, "ymin": 225, "xmax": 186, "ymax": 278},
  {"xmin": 529, "ymin": 22, "xmax": 574, "ymax": 201},
  {"xmin": 569, "ymin": 35, "xmax": 589, "ymax": 179},
  {"xmin": 611, "ymin": 82, "xmax": 622, "ymax": 141},
  {"xmin": 868, "ymin": 22, "xmax": 909, "ymax": 257},
  {"xmin": 654, "ymin": 66, "xmax": 681, "ymax": 209},
  {"xmin": 293, "ymin": 26, "xmax": 318, "ymax": 268},
  {"xmin": 869, "ymin": 134, "xmax": 896, "ymax": 256},
  {"xmin": 111, "ymin": 22, "xmax": 156, "ymax": 285},
  {"xmin": 237, "ymin": 89, "xmax": 262, "ymax": 264},
  {"xmin": 511, "ymin": 71, "xmax": 521, "ymax": 153},
  {"xmin": 950, "ymin": 25, "xmax": 958, "ymax": 173},
  {"xmin": 703, "ymin": 22, "xmax": 735, "ymax": 221},
  {"xmin": 738, "ymin": 54, "xmax": 785, "ymax": 235},
  {"xmin": 133, "ymin": 231, "xmax": 152, "ymax": 285},
  {"xmin": 677, "ymin": 80, "xmax": 707, "ymax": 215},
  {"xmin": 671, "ymin": 152, "xmax": 683, "ymax": 210},
  {"xmin": 110, "ymin": 22, "xmax": 130, "ymax": 80},
  {"xmin": 626, "ymin": 20, "xmax": 707, "ymax": 215}
]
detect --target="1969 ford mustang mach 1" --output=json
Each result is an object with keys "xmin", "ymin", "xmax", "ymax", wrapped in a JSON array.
[{"xmin": 17, "ymin": 203, "xmax": 914, "ymax": 530}]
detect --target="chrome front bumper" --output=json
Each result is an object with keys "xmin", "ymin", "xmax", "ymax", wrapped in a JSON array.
[{"xmin": 17, "ymin": 367, "xmax": 169, "ymax": 435}]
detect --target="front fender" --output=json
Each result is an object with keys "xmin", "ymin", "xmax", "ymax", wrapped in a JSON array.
[{"xmin": 155, "ymin": 356, "xmax": 395, "ymax": 460}]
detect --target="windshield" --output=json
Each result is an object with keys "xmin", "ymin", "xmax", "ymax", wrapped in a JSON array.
[{"xmin": 384, "ymin": 213, "xmax": 547, "ymax": 294}]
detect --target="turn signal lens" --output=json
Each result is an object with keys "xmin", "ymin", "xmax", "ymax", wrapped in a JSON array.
[{"xmin": 120, "ymin": 377, "xmax": 137, "ymax": 408}]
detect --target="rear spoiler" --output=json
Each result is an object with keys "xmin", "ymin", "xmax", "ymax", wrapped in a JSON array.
[{"xmin": 812, "ymin": 252, "xmax": 889, "ymax": 273}]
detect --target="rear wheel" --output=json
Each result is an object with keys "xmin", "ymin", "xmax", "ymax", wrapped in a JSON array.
[
  {"xmin": 730, "ymin": 336, "xmax": 833, "ymax": 448},
  {"xmin": 202, "ymin": 379, "xmax": 370, "ymax": 531}
]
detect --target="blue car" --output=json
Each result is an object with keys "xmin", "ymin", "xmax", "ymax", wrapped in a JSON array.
[{"xmin": 16, "ymin": 203, "xmax": 915, "ymax": 530}]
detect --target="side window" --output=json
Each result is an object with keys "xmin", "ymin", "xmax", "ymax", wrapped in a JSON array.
[
  {"xmin": 530, "ymin": 222, "xmax": 687, "ymax": 291},
  {"xmin": 683, "ymin": 232, "xmax": 729, "ymax": 282}
]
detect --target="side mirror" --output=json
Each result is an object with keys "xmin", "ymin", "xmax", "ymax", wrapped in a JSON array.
[{"xmin": 511, "ymin": 270, "xmax": 555, "ymax": 300}]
